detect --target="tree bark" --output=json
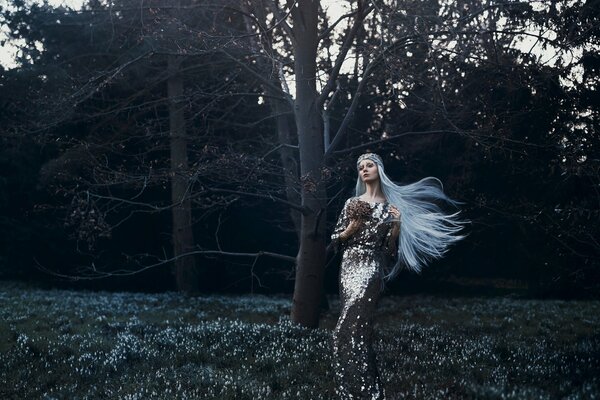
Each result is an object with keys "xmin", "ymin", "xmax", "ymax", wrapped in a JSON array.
[
  {"xmin": 290, "ymin": 0, "xmax": 327, "ymax": 328},
  {"xmin": 168, "ymin": 55, "xmax": 198, "ymax": 293},
  {"xmin": 273, "ymin": 98, "xmax": 302, "ymax": 241}
]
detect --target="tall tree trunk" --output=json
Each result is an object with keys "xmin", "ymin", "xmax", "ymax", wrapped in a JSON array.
[
  {"xmin": 290, "ymin": 0, "xmax": 327, "ymax": 328},
  {"xmin": 168, "ymin": 55, "xmax": 198, "ymax": 293},
  {"xmin": 273, "ymin": 98, "xmax": 302, "ymax": 240}
]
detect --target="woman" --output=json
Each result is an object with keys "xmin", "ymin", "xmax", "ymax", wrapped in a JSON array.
[{"xmin": 330, "ymin": 153, "xmax": 468, "ymax": 400}]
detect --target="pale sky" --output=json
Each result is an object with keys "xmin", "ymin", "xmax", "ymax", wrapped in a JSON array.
[
  {"xmin": 0, "ymin": 0, "xmax": 582, "ymax": 88},
  {"xmin": 0, "ymin": 0, "xmax": 350, "ymax": 70},
  {"xmin": 0, "ymin": 0, "xmax": 83, "ymax": 68}
]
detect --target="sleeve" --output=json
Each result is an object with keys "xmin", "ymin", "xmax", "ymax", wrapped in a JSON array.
[
  {"xmin": 383, "ymin": 221, "xmax": 400, "ymax": 260},
  {"xmin": 330, "ymin": 198, "xmax": 351, "ymax": 252}
]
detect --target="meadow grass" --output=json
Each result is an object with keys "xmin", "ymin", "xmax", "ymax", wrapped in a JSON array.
[{"xmin": 1, "ymin": 281, "xmax": 598, "ymax": 399}]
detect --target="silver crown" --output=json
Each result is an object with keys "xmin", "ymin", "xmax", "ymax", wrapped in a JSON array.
[{"xmin": 356, "ymin": 153, "xmax": 383, "ymax": 166}]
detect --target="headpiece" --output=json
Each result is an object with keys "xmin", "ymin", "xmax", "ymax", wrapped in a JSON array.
[{"xmin": 356, "ymin": 153, "xmax": 383, "ymax": 167}]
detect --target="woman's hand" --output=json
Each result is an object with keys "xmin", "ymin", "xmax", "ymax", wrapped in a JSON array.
[
  {"xmin": 340, "ymin": 219, "xmax": 362, "ymax": 241},
  {"xmin": 389, "ymin": 205, "xmax": 401, "ymax": 236},
  {"xmin": 347, "ymin": 219, "xmax": 362, "ymax": 233},
  {"xmin": 389, "ymin": 205, "xmax": 401, "ymax": 221}
]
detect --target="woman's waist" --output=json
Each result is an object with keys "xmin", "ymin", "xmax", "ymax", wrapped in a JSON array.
[
  {"xmin": 342, "ymin": 243, "xmax": 386, "ymax": 258},
  {"xmin": 343, "ymin": 239, "xmax": 384, "ymax": 251}
]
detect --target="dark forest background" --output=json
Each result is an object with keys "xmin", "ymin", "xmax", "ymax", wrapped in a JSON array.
[{"xmin": 0, "ymin": 0, "xmax": 598, "ymax": 299}]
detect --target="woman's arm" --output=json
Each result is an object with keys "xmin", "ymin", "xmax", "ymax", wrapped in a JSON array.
[
  {"xmin": 390, "ymin": 221, "xmax": 400, "ymax": 240},
  {"xmin": 385, "ymin": 206, "xmax": 401, "ymax": 256},
  {"xmin": 331, "ymin": 199, "xmax": 351, "ymax": 244},
  {"xmin": 331, "ymin": 199, "xmax": 362, "ymax": 249},
  {"xmin": 387, "ymin": 221, "xmax": 400, "ymax": 249},
  {"xmin": 339, "ymin": 220, "xmax": 361, "ymax": 241}
]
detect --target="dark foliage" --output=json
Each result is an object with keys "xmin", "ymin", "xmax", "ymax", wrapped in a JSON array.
[{"xmin": 0, "ymin": 0, "xmax": 598, "ymax": 297}]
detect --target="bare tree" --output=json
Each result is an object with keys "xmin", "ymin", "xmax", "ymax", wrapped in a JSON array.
[
  {"xmin": 167, "ymin": 54, "xmax": 198, "ymax": 292},
  {"xmin": 224, "ymin": 0, "xmax": 597, "ymax": 326}
]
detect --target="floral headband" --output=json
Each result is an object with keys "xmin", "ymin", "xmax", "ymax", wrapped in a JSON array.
[{"xmin": 356, "ymin": 153, "xmax": 383, "ymax": 167}]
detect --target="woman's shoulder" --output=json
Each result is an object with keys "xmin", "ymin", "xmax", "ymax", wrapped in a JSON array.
[{"xmin": 337, "ymin": 197, "xmax": 357, "ymax": 211}]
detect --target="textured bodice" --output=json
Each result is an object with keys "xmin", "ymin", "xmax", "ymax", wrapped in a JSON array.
[{"xmin": 331, "ymin": 197, "xmax": 397, "ymax": 257}]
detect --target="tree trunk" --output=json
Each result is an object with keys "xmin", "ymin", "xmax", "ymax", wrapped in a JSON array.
[
  {"xmin": 290, "ymin": 0, "xmax": 327, "ymax": 328},
  {"xmin": 273, "ymin": 98, "xmax": 302, "ymax": 241},
  {"xmin": 168, "ymin": 55, "xmax": 198, "ymax": 293}
]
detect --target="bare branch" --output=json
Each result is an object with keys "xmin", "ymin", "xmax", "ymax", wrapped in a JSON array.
[
  {"xmin": 261, "ymin": 143, "xmax": 299, "ymax": 159},
  {"xmin": 220, "ymin": 49, "xmax": 293, "ymax": 105},
  {"xmin": 34, "ymin": 249, "xmax": 296, "ymax": 281},
  {"xmin": 264, "ymin": 0, "xmax": 297, "ymax": 48},
  {"xmin": 318, "ymin": 8, "xmax": 361, "ymax": 41},
  {"xmin": 333, "ymin": 130, "xmax": 463, "ymax": 154},
  {"xmin": 317, "ymin": 3, "xmax": 374, "ymax": 108},
  {"xmin": 202, "ymin": 187, "xmax": 307, "ymax": 214}
]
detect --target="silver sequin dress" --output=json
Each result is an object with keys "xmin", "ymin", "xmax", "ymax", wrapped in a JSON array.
[{"xmin": 330, "ymin": 197, "xmax": 398, "ymax": 400}]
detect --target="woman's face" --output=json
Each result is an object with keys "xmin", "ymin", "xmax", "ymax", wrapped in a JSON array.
[{"xmin": 358, "ymin": 159, "xmax": 379, "ymax": 183}]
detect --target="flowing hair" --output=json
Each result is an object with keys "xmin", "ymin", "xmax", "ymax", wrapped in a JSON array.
[{"xmin": 355, "ymin": 153, "xmax": 469, "ymax": 280}]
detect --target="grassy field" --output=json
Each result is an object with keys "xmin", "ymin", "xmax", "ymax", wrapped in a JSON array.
[{"xmin": 1, "ymin": 281, "xmax": 599, "ymax": 399}]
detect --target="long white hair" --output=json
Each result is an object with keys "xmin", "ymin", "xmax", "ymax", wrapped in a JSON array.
[{"xmin": 355, "ymin": 153, "xmax": 469, "ymax": 279}]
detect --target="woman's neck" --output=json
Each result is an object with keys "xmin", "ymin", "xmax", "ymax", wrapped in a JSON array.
[{"xmin": 361, "ymin": 181, "xmax": 385, "ymax": 201}]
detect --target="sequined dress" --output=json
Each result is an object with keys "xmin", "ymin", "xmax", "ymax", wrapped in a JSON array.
[{"xmin": 330, "ymin": 197, "xmax": 398, "ymax": 400}]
